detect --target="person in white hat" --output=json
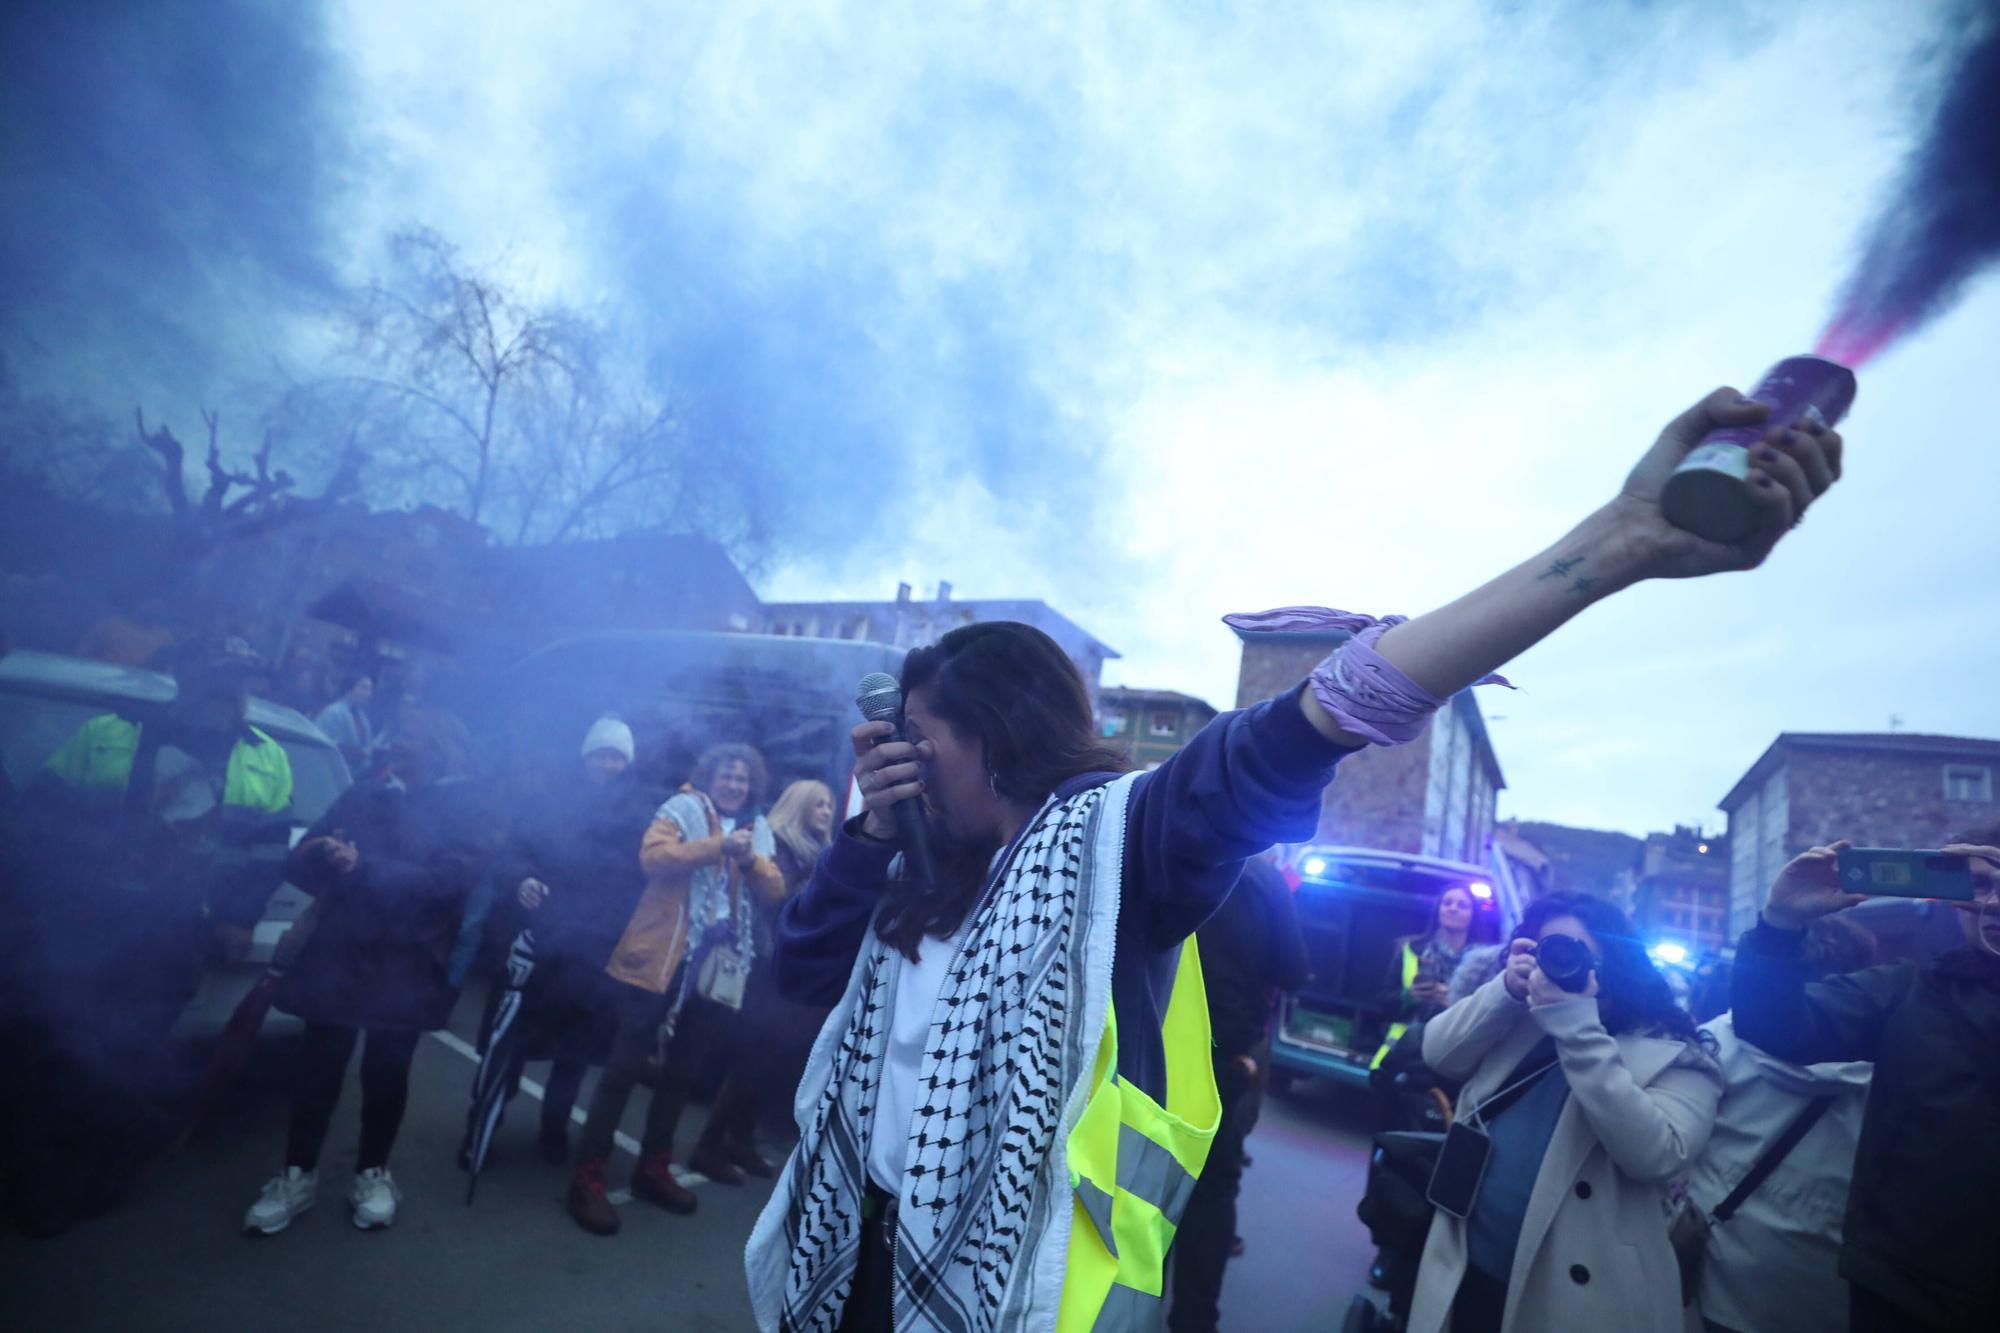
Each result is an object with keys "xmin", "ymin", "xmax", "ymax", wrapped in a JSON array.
[{"xmin": 479, "ymin": 715, "xmax": 662, "ymax": 1167}]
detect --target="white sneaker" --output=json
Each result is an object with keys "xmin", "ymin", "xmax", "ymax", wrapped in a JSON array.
[
  {"xmin": 349, "ymin": 1167, "xmax": 401, "ymax": 1230},
  {"xmin": 244, "ymin": 1167, "xmax": 317, "ymax": 1235}
]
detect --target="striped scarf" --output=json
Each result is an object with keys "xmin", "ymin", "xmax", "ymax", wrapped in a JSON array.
[{"xmin": 749, "ymin": 774, "xmax": 1135, "ymax": 1333}]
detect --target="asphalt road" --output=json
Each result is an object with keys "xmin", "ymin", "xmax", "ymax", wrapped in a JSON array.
[{"xmin": 1, "ymin": 987, "xmax": 1383, "ymax": 1332}]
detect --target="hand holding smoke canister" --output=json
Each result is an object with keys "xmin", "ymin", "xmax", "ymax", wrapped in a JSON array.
[{"xmin": 1660, "ymin": 356, "xmax": 1855, "ymax": 543}]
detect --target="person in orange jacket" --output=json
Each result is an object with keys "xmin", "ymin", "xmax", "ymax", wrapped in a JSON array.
[{"xmin": 565, "ymin": 742, "xmax": 784, "ymax": 1235}]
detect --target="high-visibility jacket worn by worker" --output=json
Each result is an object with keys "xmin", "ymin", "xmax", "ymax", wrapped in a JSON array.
[
  {"xmin": 44, "ymin": 713, "xmax": 293, "ymax": 813},
  {"xmin": 1371, "ymin": 941, "xmax": 1423, "ymax": 1070}
]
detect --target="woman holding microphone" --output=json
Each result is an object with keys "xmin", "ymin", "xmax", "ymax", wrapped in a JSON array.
[{"xmin": 746, "ymin": 388, "xmax": 1841, "ymax": 1332}]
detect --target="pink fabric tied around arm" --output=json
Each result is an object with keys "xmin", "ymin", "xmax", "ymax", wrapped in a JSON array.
[{"xmin": 1222, "ymin": 606, "xmax": 1516, "ymax": 748}]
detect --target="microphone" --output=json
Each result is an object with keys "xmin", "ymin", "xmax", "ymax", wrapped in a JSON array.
[{"xmin": 854, "ymin": 672, "xmax": 937, "ymax": 893}]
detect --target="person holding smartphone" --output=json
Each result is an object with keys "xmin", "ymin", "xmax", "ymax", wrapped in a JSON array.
[
  {"xmin": 1406, "ymin": 892, "xmax": 1721, "ymax": 1333},
  {"xmin": 1731, "ymin": 829, "xmax": 2000, "ymax": 1333}
]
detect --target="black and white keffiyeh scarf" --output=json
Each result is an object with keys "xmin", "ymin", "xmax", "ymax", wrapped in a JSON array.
[{"xmin": 747, "ymin": 773, "xmax": 1135, "ymax": 1333}]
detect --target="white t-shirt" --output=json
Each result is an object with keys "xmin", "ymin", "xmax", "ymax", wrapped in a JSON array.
[{"xmin": 867, "ymin": 927, "xmax": 967, "ymax": 1192}]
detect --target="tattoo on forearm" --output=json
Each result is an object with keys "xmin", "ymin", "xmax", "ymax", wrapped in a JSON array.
[
  {"xmin": 1571, "ymin": 576, "xmax": 1601, "ymax": 597},
  {"xmin": 1537, "ymin": 556, "xmax": 1585, "ymax": 581}
]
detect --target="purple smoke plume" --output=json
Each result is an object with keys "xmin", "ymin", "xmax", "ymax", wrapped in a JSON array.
[{"xmin": 1818, "ymin": 5, "xmax": 2000, "ymax": 366}]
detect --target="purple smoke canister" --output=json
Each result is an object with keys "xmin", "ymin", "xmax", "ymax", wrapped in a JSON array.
[{"xmin": 1661, "ymin": 355, "xmax": 1856, "ymax": 543}]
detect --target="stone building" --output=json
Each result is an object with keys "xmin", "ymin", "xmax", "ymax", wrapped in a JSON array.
[
  {"xmin": 1098, "ymin": 686, "xmax": 1218, "ymax": 769},
  {"xmin": 225, "ymin": 512, "xmax": 754, "ymax": 698},
  {"xmin": 1232, "ymin": 620, "xmax": 1502, "ymax": 863},
  {"xmin": 1718, "ymin": 732, "xmax": 2000, "ymax": 938},
  {"xmin": 1633, "ymin": 826, "xmax": 1731, "ymax": 957},
  {"xmin": 760, "ymin": 582, "xmax": 1119, "ymax": 698}
]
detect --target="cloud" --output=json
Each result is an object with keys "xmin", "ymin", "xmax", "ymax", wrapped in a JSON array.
[{"xmin": 10, "ymin": 0, "xmax": 1997, "ymax": 834}]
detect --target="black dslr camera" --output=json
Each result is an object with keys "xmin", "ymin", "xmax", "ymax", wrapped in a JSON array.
[{"xmin": 1534, "ymin": 934, "xmax": 1598, "ymax": 993}]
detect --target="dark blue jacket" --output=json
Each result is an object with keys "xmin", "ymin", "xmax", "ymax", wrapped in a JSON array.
[
  {"xmin": 1732, "ymin": 921, "xmax": 2000, "ymax": 1328},
  {"xmin": 773, "ymin": 685, "xmax": 1352, "ymax": 1103},
  {"xmin": 277, "ymin": 776, "xmax": 493, "ymax": 1033}
]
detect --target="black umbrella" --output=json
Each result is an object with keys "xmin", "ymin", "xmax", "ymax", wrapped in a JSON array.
[{"xmin": 462, "ymin": 926, "xmax": 537, "ymax": 1204}]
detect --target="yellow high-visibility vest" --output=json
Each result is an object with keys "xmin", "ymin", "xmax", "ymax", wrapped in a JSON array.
[
  {"xmin": 44, "ymin": 714, "xmax": 294, "ymax": 813},
  {"xmin": 1057, "ymin": 935, "xmax": 1221, "ymax": 1331},
  {"xmin": 1369, "ymin": 941, "xmax": 1422, "ymax": 1071}
]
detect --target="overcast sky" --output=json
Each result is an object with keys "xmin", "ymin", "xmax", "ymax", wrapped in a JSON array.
[{"xmin": 12, "ymin": 0, "xmax": 1999, "ymax": 836}]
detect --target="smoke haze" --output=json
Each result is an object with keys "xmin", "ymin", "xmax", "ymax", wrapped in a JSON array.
[
  {"xmin": 1819, "ymin": 2, "xmax": 2000, "ymax": 365},
  {"xmin": 4, "ymin": 1, "xmax": 1998, "ymax": 833}
]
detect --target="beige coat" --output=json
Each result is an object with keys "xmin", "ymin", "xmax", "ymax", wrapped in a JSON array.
[{"xmin": 1407, "ymin": 973, "xmax": 1723, "ymax": 1333}]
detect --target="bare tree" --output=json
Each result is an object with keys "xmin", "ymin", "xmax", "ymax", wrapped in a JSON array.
[
  {"xmin": 330, "ymin": 227, "xmax": 761, "ymax": 552},
  {"xmin": 133, "ymin": 407, "xmax": 362, "ymax": 555}
]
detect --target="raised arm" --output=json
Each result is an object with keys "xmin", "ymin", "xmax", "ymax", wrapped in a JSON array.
[
  {"xmin": 1126, "ymin": 688, "xmax": 1354, "ymax": 944},
  {"xmin": 1298, "ymin": 390, "xmax": 1839, "ymax": 746},
  {"xmin": 1422, "ymin": 968, "xmax": 1532, "ymax": 1081},
  {"xmin": 1731, "ymin": 842, "xmax": 1909, "ymax": 1064},
  {"xmin": 1533, "ymin": 997, "xmax": 1722, "ymax": 1183}
]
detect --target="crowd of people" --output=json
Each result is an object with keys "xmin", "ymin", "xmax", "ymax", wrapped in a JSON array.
[
  {"xmin": 1345, "ymin": 835, "xmax": 2000, "ymax": 1333},
  {"xmin": 2, "ymin": 385, "xmax": 1995, "ymax": 1332}
]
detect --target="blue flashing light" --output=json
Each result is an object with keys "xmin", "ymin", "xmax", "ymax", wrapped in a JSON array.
[
  {"xmin": 1467, "ymin": 881, "xmax": 1494, "ymax": 900},
  {"xmin": 1301, "ymin": 856, "xmax": 1328, "ymax": 879},
  {"xmin": 1650, "ymin": 941, "xmax": 1690, "ymax": 967}
]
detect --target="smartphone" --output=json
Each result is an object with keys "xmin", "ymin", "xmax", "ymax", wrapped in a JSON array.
[
  {"xmin": 1425, "ymin": 1121, "xmax": 1492, "ymax": 1219},
  {"xmin": 1835, "ymin": 848, "xmax": 1974, "ymax": 902}
]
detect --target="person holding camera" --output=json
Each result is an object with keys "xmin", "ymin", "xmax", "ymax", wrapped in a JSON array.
[
  {"xmin": 1731, "ymin": 830, "xmax": 2000, "ymax": 1333},
  {"xmin": 1685, "ymin": 915, "xmax": 1875, "ymax": 1333},
  {"xmin": 1406, "ymin": 892, "xmax": 1721, "ymax": 1333}
]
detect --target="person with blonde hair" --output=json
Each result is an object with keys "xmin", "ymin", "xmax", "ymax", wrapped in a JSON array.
[{"xmin": 689, "ymin": 778, "xmax": 839, "ymax": 1181}]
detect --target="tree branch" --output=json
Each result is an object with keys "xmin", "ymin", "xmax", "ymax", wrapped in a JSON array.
[{"xmin": 134, "ymin": 407, "xmax": 192, "ymax": 519}]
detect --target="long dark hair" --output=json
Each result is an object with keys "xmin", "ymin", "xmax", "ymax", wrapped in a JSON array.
[
  {"xmin": 876, "ymin": 621, "xmax": 1131, "ymax": 961},
  {"xmin": 1515, "ymin": 892, "xmax": 1699, "ymax": 1042}
]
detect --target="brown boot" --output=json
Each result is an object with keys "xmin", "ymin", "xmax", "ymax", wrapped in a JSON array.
[
  {"xmin": 567, "ymin": 1159, "xmax": 621, "ymax": 1236},
  {"xmin": 686, "ymin": 1137, "xmax": 745, "ymax": 1186},
  {"xmin": 631, "ymin": 1152, "xmax": 699, "ymax": 1214}
]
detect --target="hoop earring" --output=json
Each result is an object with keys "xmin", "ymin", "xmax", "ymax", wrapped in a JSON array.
[{"xmin": 988, "ymin": 769, "xmax": 1001, "ymax": 798}]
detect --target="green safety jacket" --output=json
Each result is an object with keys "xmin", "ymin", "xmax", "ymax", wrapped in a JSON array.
[
  {"xmin": 44, "ymin": 713, "xmax": 293, "ymax": 814},
  {"xmin": 1370, "ymin": 941, "xmax": 1423, "ymax": 1070}
]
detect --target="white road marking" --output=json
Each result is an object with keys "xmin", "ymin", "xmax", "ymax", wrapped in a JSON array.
[{"xmin": 426, "ymin": 1028, "xmax": 710, "ymax": 1185}]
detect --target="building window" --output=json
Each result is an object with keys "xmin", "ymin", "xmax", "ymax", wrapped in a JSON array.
[
  {"xmin": 1945, "ymin": 765, "xmax": 1993, "ymax": 802},
  {"xmin": 1149, "ymin": 711, "xmax": 1178, "ymax": 738},
  {"xmin": 1102, "ymin": 712, "xmax": 1129, "ymax": 738}
]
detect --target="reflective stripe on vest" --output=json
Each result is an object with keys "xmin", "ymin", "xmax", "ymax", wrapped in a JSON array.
[
  {"xmin": 43, "ymin": 715, "xmax": 293, "ymax": 813},
  {"xmin": 1057, "ymin": 935, "xmax": 1221, "ymax": 1331},
  {"xmin": 1369, "ymin": 942, "xmax": 1422, "ymax": 1070}
]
